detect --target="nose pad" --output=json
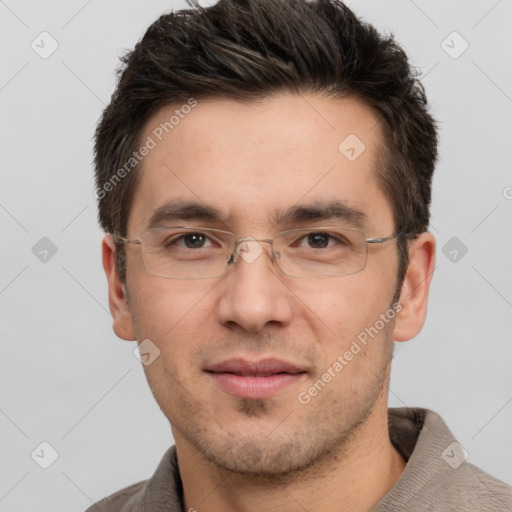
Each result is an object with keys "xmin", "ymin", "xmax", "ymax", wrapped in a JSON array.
[
  {"xmin": 236, "ymin": 237, "xmax": 265, "ymax": 264},
  {"xmin": 227, "ymin": 238, "xmax": 277, "ymax": 269}
]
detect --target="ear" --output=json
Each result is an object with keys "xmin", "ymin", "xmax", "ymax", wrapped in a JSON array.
[
  {"xmin": 102, "ymin": 234, "xmax": 136, "ymax": 341},
  {"xmin": 393, "ymin": 232, "xmax": 436, "ymax": 342}
]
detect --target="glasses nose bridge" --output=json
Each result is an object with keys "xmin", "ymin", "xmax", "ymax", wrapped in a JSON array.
[
  {"xmin": 230, "ymin": 236, "xmax": 278, "ymax": 267},
  {"xmin": 236, "ymin": 236, "xmax": 274, "ymax": 245}
]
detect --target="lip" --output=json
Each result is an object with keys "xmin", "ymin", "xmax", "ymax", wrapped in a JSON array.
[{"xmin": 205, "ymin": 358, "xmax": 307, "ymax": 399}]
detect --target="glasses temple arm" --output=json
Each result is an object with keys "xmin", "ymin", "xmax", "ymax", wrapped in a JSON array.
[
  {"xmin": 112, "ymin": 234, "xmax": 142, "ymax": 246},
  {"xmin": 366, "ymin": 232, "xmax": 415, "ymax": 244}
]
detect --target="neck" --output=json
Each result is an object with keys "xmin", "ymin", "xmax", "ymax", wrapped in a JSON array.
[{"xmin": 174, "ymin": 396, "xmax": 406, "ymax": 512}]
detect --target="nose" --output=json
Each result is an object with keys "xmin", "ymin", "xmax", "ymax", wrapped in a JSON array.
[{"xmin": 216, "ymin": 238, "xmax": 293, "ymax": 333}]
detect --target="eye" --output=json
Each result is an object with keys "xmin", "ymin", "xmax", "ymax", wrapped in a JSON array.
[
  {"xmin": 180, "ymin": 233, "xmax": 211, "ymax": 249},
  {"xmin": 165, "ymin": 232, "xmax": 215, "ymax": 249},
  {"xmin": 305, "ymin": 232, "xmax": 331, "ymax": 249},
  {"xmin": 297, "ymin": 232, "xmax": 347, "ymax": 249}
]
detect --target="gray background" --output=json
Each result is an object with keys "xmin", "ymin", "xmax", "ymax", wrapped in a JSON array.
[{"xmin": 1, "ymin": 0, "xmax": 511, "ymax": 510}]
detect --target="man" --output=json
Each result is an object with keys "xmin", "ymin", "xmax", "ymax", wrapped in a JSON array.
[{"xmin": 89, "ymin": 0, "xmax": 512, "ymax": 510}]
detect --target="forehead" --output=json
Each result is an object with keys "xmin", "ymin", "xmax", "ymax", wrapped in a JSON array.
[{"xmin": 127, "ymin": 93, "xmax": 393, "ymax": 234}]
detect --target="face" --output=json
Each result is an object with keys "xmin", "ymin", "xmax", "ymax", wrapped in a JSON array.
[{"xmin": 114, "ymin": 93, "xmax": 404, "ymax": 476}]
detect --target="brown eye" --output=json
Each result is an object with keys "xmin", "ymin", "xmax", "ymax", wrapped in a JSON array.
[
  {"xmin": 307, "ymin": 232, "xmax": 330, "ymax": 248},
  {"xmin": 182, "ymin": 233, "xmax": 207, "ymax": 248}
]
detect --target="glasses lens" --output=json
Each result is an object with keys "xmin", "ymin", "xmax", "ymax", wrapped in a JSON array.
[
  {"xmin": 137, "ymin": 226, "xmax": 368, "ymax": 279},
  {"xmin": 274, "ymin": 227, "xmax": 368, "ymax": 277},
  {"xmin": 140, "ymin": 227, "xmax": 233, "ymax": 278}
]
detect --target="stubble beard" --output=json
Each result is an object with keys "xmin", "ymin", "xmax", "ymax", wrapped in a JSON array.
[{"xmin": 169, "ymin": 329, "xmax": 394, "ymax": 484}]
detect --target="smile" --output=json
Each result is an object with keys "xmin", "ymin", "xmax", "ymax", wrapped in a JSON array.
[{"xmin": 205, "ymin": 358, "xmax": 307, "ymax": 399}]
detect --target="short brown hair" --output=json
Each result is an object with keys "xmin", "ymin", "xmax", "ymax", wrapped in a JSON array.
[{"xmin": 94, "ymin": 0, "xmax": 438, "ymax": 285}]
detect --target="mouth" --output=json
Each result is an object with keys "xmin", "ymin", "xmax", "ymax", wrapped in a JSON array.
[{"xmin": 205, "ymin": 358, "xmax": 307, "ymax": 399}]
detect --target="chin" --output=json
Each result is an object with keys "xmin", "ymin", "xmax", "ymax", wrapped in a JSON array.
[{"xmin": 192, "ymin": 419, "xmax": 353, "ymax": 480}]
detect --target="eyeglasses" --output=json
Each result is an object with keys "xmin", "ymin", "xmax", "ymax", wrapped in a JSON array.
[{"xmin": 113, "ymin": 226, "xmax": 401, "ymax": 279}]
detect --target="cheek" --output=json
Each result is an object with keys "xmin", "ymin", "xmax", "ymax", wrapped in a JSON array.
[
  {"xmin": 128, "ymin": 279, "xmax": 218, "ymax": 389},
  {"xmin": 290, "ymin": 272, "xmax": 394, "ymax": 345},
  {"xmin": 131, "ymin": 283, "xmax": 211, "ymax": 401},
  {"xmin": 129, "ymin": 277, "xmax": 215, "ymax": 336}
]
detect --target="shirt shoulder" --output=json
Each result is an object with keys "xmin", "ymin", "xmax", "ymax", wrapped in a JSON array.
[
  {"xmin": 439, "ymin": 460, "xmax": 512, "ymax": 511},
  {"xmin": 84, "ymin": 446, "xmax": 183, "ymax": 512},
  {"xmin": 85, "ymin": 480, "xmax": 147, "ymax": 512},
  {"xmin": 373, "ymin": 407, "xmax": 512, "ymax": 511}
]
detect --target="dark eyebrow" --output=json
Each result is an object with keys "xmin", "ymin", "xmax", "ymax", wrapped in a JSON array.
[
  {"xmin": 146, "ymin": 199, "xmax": 369, "ymax": 231},
  {"xmin": 270, "ymin": 200, "xmax": 370, "ymax": 230},
  {"xmin": 147, "ymin": 200, "xmax": 227, "ymax": 229}
]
